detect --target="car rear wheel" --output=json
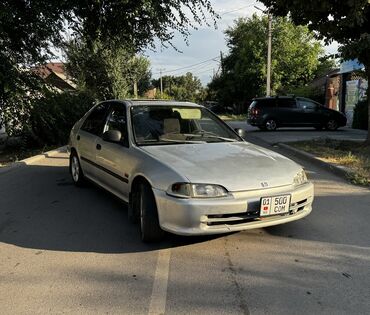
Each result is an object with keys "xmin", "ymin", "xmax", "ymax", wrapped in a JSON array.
[
  {"xmin": 326, "ymin": 119, "xmax": 338, "ymax": 131},
  {"xmin": 139, "ymin": 183, "xmax": 164, "ymax": 242},
  {"xmin": 70, "ymin": 152, "xmax": 85, "ymax": 186},
  {"xmin": 265, "ymin": 119, "xmax": 277, "ymax": 131}
]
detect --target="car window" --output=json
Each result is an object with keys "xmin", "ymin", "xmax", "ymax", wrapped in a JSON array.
[
  {"xmin": 81, "ymin": 103, "xmax": 110, "ymax": 136},
  {"xmin": 276, "ymin": 98, "xmax": 296, "ymax": 108},
  {"xmin": 104, "ymin": 104, "xmax": 128, "ymax": 146},
  {"xmin": 257, "ymin": 99, "xmax": 276, "ymax": 107},
  {"xmin": 298, "ymin": 99, "xmax": 317, "ymax": 110},
  {"xmin": 131, "ymin": 105, "xmax": 241, "ymax": 145}
]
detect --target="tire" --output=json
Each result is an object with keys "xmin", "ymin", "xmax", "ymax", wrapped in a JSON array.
[
  {"xmin": 69, "ymin": 151, "xmax": 85, "ymax": 186},
  {"xmin": 326, "ymin": 119, "xmax": 338, "ymax": 131},
  {"xmin": 265, "ymin": 119, "xmax": 277, "ymax": 131},
  {"xmin": 128, "ymin": 191, "xmax": 139, "ymax": 224},
  {"xmin": 139, "ymin": 183, "xmax": 164, "ymax": 242}
]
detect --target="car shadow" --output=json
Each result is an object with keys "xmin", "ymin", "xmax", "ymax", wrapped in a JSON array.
[{"xmin": 0, "ymin": 163, "xmax": 225, "ymax": 254}]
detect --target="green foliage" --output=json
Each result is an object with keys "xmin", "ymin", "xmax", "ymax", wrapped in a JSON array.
[
  {"xmin": 353, "ymin": 99, "xmax": 368, "ymax": 130},
  {"xmin": 287, "ymin": 86, "xmax": 325, "ymax": 104},
  {"xmin": 259, "ymin": 0, "xmax": 370, "ymax": 142},
  {"xmin": 64, "ymin": 39, "xmax": 151, "ymax": 100},
  {"xmin": 152, "ymin": 72, "xmax": 205, "ymax": 102},
  {"xmin": 1, "ymin": 0, "xmax": 216, "ymax": 144},
  {"xmin": 208, "ymin": 15, "xmax": 324, "ymax": 106},
  {"xmin": 29, "ymin": 91, "xmax": 95, "ymax": 145},
  {"xmin": 314, "ymin": 57, "xmax": 337, "ymax": 78}
]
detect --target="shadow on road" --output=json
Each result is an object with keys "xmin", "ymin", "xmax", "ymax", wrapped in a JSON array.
[{"xmin": 0, "ymin": 164, "xmax": 224, "ymax": 254}]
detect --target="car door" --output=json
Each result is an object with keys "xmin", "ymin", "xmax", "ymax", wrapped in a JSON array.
[
  {"xmin": 296, "ymin": 98, "xmax": 323, "ymax": 126},
  {"xmin": 94, "ymin": 102, "xmax": 131, "ymax": 201},
  {"xmin": 77, "ymin": 102, "xmax": 111, "ymax": 178},
  {"xmin": 276, "ymin": 98, "xmax": 300, "ymax": 126}
]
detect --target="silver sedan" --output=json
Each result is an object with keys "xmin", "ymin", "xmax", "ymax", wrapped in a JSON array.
[{"xmin": 68, "ymin": 100, "xmax": 314, "ymax": 242}]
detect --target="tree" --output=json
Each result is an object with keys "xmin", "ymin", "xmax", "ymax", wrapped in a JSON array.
[
  {"xmin": 259, "ymin": 0, "xmax": 370, "ymax": 143},
  {"xmin": 64, "ymin": 39, "xmax": 151, "ymax": 99},
  {"xmin": 207, "ymin": 15, "xmax": 324, "ymax": 107},
  {"xmin": 152, "ymin": 72, "xmax": 204, "ymax": 102},
  {"xmin": 0, "ymin": 0, "xmax": 216, "ymax": 134}
]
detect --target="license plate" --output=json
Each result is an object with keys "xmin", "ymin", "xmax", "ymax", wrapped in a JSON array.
[{"xmin": 260, "ymin": 195, "xmax": 291, "ymax": 217}]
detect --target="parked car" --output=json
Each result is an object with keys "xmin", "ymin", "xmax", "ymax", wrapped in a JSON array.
[
  {"xmin": 208, "ymin": 103, "xmax": 233, "ymax": 115},
  {"xmin": 68, "ymin": 100, "xmax": 314, "ymax": 242},
  {"xmin": 248, "ymin": 96, "xmax": 347, "ymax": 131}
]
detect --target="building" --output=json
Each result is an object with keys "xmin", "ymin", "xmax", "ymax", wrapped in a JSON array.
[{"xmin": 32, "ymin": 62, "xmax": 76, "ymax": 92}]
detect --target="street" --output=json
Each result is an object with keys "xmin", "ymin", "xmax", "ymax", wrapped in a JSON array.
[{"xmin": 1, "ymin": 136, "xmax": 370, "ymax": 315}]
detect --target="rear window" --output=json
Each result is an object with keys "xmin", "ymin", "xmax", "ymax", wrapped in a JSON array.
[{"xmin": 253, "ymin": 99, "xmax": 276, "ymax": 108}]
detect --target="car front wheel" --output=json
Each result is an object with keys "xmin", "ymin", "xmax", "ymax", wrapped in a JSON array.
[
  {"xmin": 139, "ymin": 183, "xmax": 164, "ymax": 242},
  {"xmin": 326, "ymin": 119, "xmax": 338, "ymax": 131},
  {"xmin": 69, "ymin": 152, "xmax": 85, "ymax": 186}
]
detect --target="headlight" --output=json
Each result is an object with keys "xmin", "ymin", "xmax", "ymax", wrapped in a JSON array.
[
  {"xmin": 293, "ymin": 169, "xmax": 308, "ymax": 185},
  {"xmin": 167, "ymin": 183, "xmax": 228, "ymax": 198}
]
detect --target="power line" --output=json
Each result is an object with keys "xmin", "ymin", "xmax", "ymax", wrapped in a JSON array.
[
  {"xmin": 191, "ymin": 67, "xmax": 215, "ymax": 76},
  {"xmin": 219, "ymin": 3, "xmax": 257, "ymax": 17},
  {"xmin": 152, "ymin": 56, "xmax": 220, "ymax": 75}
]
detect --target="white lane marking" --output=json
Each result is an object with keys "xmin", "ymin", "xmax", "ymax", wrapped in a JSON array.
[{"xmin": 148, "ymin": 249, "xmax": 171, "ymax": 315}]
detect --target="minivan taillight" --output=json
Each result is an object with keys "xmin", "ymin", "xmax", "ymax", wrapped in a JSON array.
[{"xmin": 251, "ymin": 108, "xmax": 260, "ymax": 116}]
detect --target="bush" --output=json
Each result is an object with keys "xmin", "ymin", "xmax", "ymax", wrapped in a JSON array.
[
  {"xmin": 352, "ymin": 99, "xmax": 368, "ymax": 130},
  {"xmin": 29, "ymin": 91, "xmax": 95, "ymax": 145},
  {"xmin": 286, "ymin": 85, "xmax": 325, "ymax": 104}
]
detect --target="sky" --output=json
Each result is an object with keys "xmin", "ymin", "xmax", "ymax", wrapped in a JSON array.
[{"xmin": 145, "ymin": 0, "xmax": 339, "ymax": 86}]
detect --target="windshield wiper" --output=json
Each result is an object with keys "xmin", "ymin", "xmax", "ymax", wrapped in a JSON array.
[
  {"xmin": 159, "ymin": 138, "xmax": 207, "ymax": 144},
  {"xmin": 183, "ymin": 131, "xmax": 238, "ymax": 142}
]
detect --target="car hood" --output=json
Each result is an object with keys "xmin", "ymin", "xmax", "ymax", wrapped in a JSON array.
[{"xmin": 141, "ymin": 142, "xmax": 301, "ymax": 191}]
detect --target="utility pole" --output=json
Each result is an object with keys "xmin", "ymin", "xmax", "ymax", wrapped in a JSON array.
[
  {"xmin": 266, "ymin": 13, "xmax": 272, "ymax": 97},
  {"xmin": 159, "ymin": 69, "xmax": 164, "ymax": 98},
  {"xmin": 220, "ymin": 51, "xmax": 224, "ymax": 75},
  {"xmin": 133, "ymin": 80, "xmax": 138, "ymax": 99},
  {"xmin": 255, "ymin": 6, "xmax": 272, "ymax": 97}
]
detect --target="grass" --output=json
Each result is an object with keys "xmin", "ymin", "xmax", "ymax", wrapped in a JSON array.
[
  {"xmin": 0, "ymin": 145, "xmax": 57, "ymax": 167},
  {"xmin": 218, "ymin": 113, "xmax": 248, "ymax": 121},
  {"xmin": 290, "ymin": 139, "xmax": 370, "ymax": 186}
]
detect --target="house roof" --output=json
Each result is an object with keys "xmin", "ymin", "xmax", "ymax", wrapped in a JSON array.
[{"xmin": 32, "ymin": 62, "xmax": 76, "ymax": 91}]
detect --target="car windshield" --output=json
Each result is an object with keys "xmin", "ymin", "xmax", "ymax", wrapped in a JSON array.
[{"xmin": 131, "ymin": 105, "xmax": 242, "ymax": 146}]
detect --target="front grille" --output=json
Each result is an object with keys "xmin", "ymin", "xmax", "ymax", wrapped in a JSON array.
[
  {"xmin": 205, "ymin": 198, "xmax": 310, "ymax": 227},
  {"xmin": 206, "ymin": 210, "xmax": 259, "ymax": 226}
]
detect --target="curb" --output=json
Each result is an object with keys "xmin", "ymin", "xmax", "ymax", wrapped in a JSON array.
[
  {"xmin": 277, "ymin": 143, "xmax": 353, "ymax": 180},
  {"xmin": 0, "ymin": 145, "xmax": 67, "ymax": 175}
]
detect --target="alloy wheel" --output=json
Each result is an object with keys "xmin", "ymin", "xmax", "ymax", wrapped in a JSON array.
[
  {"xmin": 71, "ymin": 156, "xmax": 80, "ymax": 182},
  {"xmin": 265, "ymin": 119, "xmax": 277, "ymax": 131}
]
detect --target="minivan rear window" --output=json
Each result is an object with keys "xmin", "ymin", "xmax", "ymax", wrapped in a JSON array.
[{"xmin": 255, "ymin": 99, "xmax": 276, "ymax": 107}]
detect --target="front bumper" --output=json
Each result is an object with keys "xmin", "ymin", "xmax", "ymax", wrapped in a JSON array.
[{"xmin": 153, "ymin": 182, "xmax": 314, "ymax": 235}]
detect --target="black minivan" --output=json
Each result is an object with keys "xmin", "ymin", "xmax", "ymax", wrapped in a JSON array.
[{"xmin": 248, "ymin": 96, "xmax": 347, "ymax": 131}]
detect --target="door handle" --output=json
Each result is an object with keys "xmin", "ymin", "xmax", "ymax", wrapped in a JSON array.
[
  {"xmin": 77, "ymin": 135, "xmax": 80, "ymax": 141},
  {"xmin": 96, "ymin": 143, "xmax": 102, "ymax": 150}
]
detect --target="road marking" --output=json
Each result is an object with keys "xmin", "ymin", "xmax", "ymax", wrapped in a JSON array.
[{"xmin": 148, "ymin": 249, "xmax": 171, "ymax": 315}]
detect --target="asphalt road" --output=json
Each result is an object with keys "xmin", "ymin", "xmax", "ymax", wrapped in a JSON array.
[{"xmin": 1, "ymin": 140, "xmax": 370, "ymax": 314}]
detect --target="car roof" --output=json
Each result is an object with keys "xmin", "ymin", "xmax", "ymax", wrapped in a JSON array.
[
  {"xmin": 105, "ymin": 99, "xmax": 203, "ymax": 108},
  {"xmin": 253, "ymin": 96, "xmax": 294, "ymax": 101}
]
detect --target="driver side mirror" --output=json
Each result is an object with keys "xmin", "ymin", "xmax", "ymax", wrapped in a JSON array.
[
  {"xmin": 102, "ymin": 130, "xmax": 122, "ymax": 143},
  {"xmin": 234, "ymin": 128, "xmax": 246, "ymax": 138}
]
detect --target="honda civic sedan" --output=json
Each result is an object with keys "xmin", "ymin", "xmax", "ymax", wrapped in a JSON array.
[{"xmin": 68, "ymin": 100, "xmax": 314, "ymax": 242}]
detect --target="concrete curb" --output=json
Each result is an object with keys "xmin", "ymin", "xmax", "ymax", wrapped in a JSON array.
[
  {"xmin": 277, "ymin": 143, "xmax": 353, "ymax": 180},
  {"xmin": 0, "ymin": 145, "xmax": 67, "ymax": 175}
]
